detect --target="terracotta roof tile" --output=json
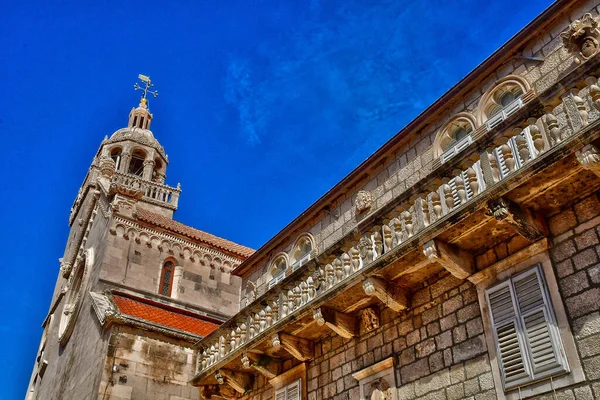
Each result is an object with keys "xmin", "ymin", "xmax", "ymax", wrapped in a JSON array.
[
  {"xmin": 112, "ymin": 294, "xmax": 220, "ymax": 337},
  {"xmin": 135, "ymin": 208, "xmax": 254, "ymax": 259}
]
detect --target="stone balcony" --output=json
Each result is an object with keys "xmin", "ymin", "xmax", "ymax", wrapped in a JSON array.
[
  {"xmin": 110, "ymin": 172, "xmax": 181, "ymax": 210},
  {"xmin": 190, "ymin": 53, "xmax": 600, "ymax": 398}
]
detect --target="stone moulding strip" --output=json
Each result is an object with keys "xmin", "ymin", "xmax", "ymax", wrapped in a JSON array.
[
  {"xmin": 351, "ymin": 356, "xmax": 395, "ymax": 381},
  {"xmin": 113, "ymin": 216, "xmax": 242, "ymax": 265},
  {"xmin": 191, "ymin": 105, "xmax": 600, "ymax": 384}
]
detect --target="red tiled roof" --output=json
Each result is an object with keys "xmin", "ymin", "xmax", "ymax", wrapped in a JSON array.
[
  {"xmin": 112, "ymin": 293, "xmax": 220, "ymax": 337},
  {"xmin": 135, "ymin": 208, "xmax": 254, "ymax": 259}
]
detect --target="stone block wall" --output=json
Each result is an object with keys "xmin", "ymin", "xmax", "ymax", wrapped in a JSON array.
[{"xmin": 98, "ymin": 326, "xmax": 197, "ymax": 400}]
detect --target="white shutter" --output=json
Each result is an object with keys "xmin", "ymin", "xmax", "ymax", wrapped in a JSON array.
[
  {"xmin": 512, "ymin": 267, "xmax": 568, "ymax": 377},
  {"xmin": 286, "ymin": 380, "xmax": 301, "ymax": 400},
  {"xmin": 487, "ymin": 113, "xmax": 505, "ymax": 130},
  {"xmin": 447, "ymin": 178, "xmax": 460, "ymax": 208},
  {"xmin": 440, "ymin": 135, "xmax": 473, "ymax": 164},
  {"xmin": 292, "ymin": 253, "xmax": 311, "ymax": 271},
  {"xmin": 487, "ymin": 282, "xmax": 531, "ymax": 388},
  {"xmin": 504, "ymin": 97, "xmax": 523, "ymax": 118},
  {"xmin": 275, "ymin": 387, "xmax": 286, "ymax": 400}
]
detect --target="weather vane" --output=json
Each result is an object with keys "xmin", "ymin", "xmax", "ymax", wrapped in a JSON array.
[{"xmin": 133, "ymin": 74, "xmax": 158, "ymax": 108}]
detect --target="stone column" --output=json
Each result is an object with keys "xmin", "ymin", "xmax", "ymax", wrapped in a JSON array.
[
  {"xmin": 142, "ymin": 160, "xmax": 155, "ymax": 181},
  {"xmin": 171, "ymin": 265, "xmax": 184, "ymax": 300}
]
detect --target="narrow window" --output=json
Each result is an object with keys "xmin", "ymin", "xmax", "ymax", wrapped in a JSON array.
[
  {"xmin": 274, "ymin": 379, "xmax": 301, "ymax": 400},
  {"xmin": 159, "ymin": 261, "xmax": 174, "ymax": 296},
  {"xmin": 485, "ymin": 264, "xmax": 568, "ymax": 391},
  {"xmin": 110, "ymin": 148, "xmax": 122, "ymax": 171}
]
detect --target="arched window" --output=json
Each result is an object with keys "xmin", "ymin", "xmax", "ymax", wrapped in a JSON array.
[
  {"xmin": 477, "ymin": 75, "xmax": 531, "ymax": 128},
  {"xmin": 159, "ymin": 261, "xmax": 174, "ymax": 296},
  {"xmin": 128, "ymin": 149, "xmax": 146, "ymax": 176},
  {"xmin": 433, "ymin": 112, "xmax": 477, "ymax": 163},
  {"xmin": 110, "ymin": 147, "xmax": 122, "ymax": 172},
  {"xmin": 153, "ymin": 158, "xmax": 163, "ymax": 182},
  {"xmin": 268, "ymin": 256, "xmax": 288, "ymax": 289},
  {"xmin": 290, "ymin": 234, "xmax": 315, "ymax": 271}
]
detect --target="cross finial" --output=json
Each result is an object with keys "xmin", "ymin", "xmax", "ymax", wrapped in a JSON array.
[{"xmin": 133, "ymin": 74, "xmax": 158, "ymax": 108}]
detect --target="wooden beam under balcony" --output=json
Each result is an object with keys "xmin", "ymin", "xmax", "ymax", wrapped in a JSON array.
[
  {"xmin": 276, "ymin": 333, "xmax": 314, "ymax": 361},
  {"xmin": 217, "ymin": 369, "xmax": 253, "ymax": 395},
  {"xmin": 313, "ymin": 306, "xmax": 357, "ymax": 338},
  {"xmin": 362, "ymin": 276, "xmax": 409, "ymax": 312},
  {"xmin": 422, "ymin": 239, "xmax": 474, "ymax": 280},
  {"xmin": 487, "ymin": 197, "xmax": 548, "ymax": 241},
  {"xmin": 241, "ymin": 353, "xmax": 281, "ymax": 379}
]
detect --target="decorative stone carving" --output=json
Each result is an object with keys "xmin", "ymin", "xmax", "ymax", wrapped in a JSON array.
[
  {"xmin": 368, "ymin": 378, "xmax": 393, "ymax": 400},
  {"xmin": 355, "ymin": 190, "xmax": 373, "ymax": 213},
  {"xmin": 590, "ymin": 80, "xmax": 600, "ymax": 111},
  {"xmin": 560, "ymin": 13, "xmax": 600, "ymax": 63},
  {"xmin": 215, "ymin": 370, "xmax": 224, "ymax": 385},
  {"xmin": 529, "ymin": 119, "xmax": 544, "ymax": 154},
  {"xmin": 241, "ymin": 354, "xmax": 250, "ymax": 368},
  {"xmin": 60, "ymin": 262, "xmax": 73, "ymax": 278},
  {"xmin": 271, "ymin": 334, "xmax": 281, "ymax": 347},
  {"xmin": 544, "ymin": 113, "xmax": 561, "ymax": 145},
  {"xmin": 98, "ymin": 156, "xmax": 116, "ymax": 178},
  {"xmin": 488, "ymin": 197, "xmax": 510, "ymax": 220},
  {"xmin": 313, "ymin": 308, "xmax": 325, "ymax": 325},
  {"xmin": 360, "ymin": 307, "xmax": 380, "ymax": 332},
  {"xmin": 576, "ymin": 144, "xmax": 600, "ymax": 176}
]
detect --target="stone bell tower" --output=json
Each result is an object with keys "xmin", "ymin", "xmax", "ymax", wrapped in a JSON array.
[{"xmin": 26, "ymin": 75, "xmax": 250, "ymax": 400}]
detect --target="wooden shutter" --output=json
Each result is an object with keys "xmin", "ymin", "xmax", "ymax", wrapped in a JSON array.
[
  {"xmin": 286, "ymin": 380, "xmax": 301, "ymax": 400},
  {"xmin": 487, "ymin": 265, "xmax": 569, "ymax": 391},
  {"xmin": 487, "ymin": 282, "xmax": 531, "ymax": 388},
  {"xmin": 512, "ymin": 267, "xmax": 568, "ymax": 378},
  {"xmin": 275, "ymin": 387, "xmax": 286, "ymax": 400}
]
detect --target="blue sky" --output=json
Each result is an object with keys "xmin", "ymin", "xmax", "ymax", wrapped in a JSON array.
[{"xmin": 0, "ymin": 0, "xmax": 553, "ymax": 397}]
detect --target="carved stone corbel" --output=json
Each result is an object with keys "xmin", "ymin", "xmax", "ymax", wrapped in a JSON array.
[
  {"xmin": 422, "ymin": 239, "xmax": 474, "ymax": 280},
  {"xmin": 577, "ymin": 144, "xmax": 600, "ymax": 177},
  {"xmin": 313, "ymin": 306, "xmax": 357, "ymax": 338},
  {"xmin": 217, "ymin": 369, "xmax": 253, "ymax": 394},
  {"xmin": 362, "ymin": 277, "xmax": 409, "ymax": 312},
  {"xmin": 487, "ymin": 197, "xmax": 548, "ymax": 241},
  {"xmin": 360, "ymin": 307, "xmax": 380, "ymax": 333},
  {"xmin": 241, "ymin": 353, "xmax": 280, "ymax": 379},
  {"xmin": 278, "ymin": 333, "xmax": 314, "ymax": 361}
]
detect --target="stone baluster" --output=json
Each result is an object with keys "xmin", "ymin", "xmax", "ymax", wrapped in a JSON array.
[
  {"xmin": 359, "ymin": 235, "xmax": 374, "ymax": 264},
  {"xmin": 350, "ymin": 246, "xmax": 361, "ymax": 271},
  {"xmin": 325, "ymin": 264, "xmax": 335, "ymax": 288},
  {"xmin": 287, "ymin": 289, "xmax": 296, "ymax": 312},
  {"xmin": 271, "ymin": 301, "xmax": 279, "ymax": 324},
  {"xmin": 209, "ymin": 345, "xmax": 216, "ymax": 365},
  {"xmin": 544, "ymin": 111, "xmax": 561, "ymax": 145},
  {"xmin": 235, "ymin": 327, "xmax": 242, "ymax": 348},
  {"xmin": 528, "ymin": 118, "xmax": 544, "ymax": 157},
  {"xmin": 431, "ymin": 192, "xmax": 442, "ymax": 219},
  {"xmin": 403, "ymin": 210, "xmax": 414, "ymax": 237},
  {"xmin": 307, "ymin": 276, "xmax": 316, "ymax": 300},
  {"xmin": 265, "ymin": 306, "xmax": 273, "ymax": 327},
  {"xmin": 300, "ymin": 281, "xmax": 309, "ymax": 304},
  {"xmin": 442, "ymin": 184, "xmax": 454, "ymax": 212},
  {"xmin": 466, "ymin": 165, "xmax": 479, "ymax": 196},
  {"xmin": 414, "ymin": 196, "xmax": 430, "ymax": 229},
  {"xmin": 382, "ymin": 224, "xmax": 393, "ymax": 252},
  {"xmin": 333, "ymin": 258, "xmax": 343, "ymax": 283},
  {"xmin": 341, "ymin": 253, "xmax": 352, "ymax": 278},
  {"xmin": 230, "ymin": 330, "xmax": 236, "ymax": 351},
  {"xmin": 294, "ymin": 286, "xmax": 302, "ymax": 308},
  {"xmin": 454, "ymin": 171, "xmax": 467, "ymax": 204},
  {"xmin": 373, "ymin": 228, "xmax": 383, "ymax": 258},
  {"xmin": 280, "ymin": 293, "xmax": 289, "ymax": 318},
  {"xmin": 513, "ymin": 128, "xmax": 530, "ymax": 163},
  {"xmin": 240, "ymin": 324, "xmax": 247, "ymax": 344},
  {"xmin": 392, "ymin": 217, "xmax": 403, "ymax": 245},
  {"xmin": 248, "ymin": 316, "xmax": 256, "ymax": 339},
  {"xmin": 259, "ymin": 310, "xmax": 266, "ymax": 332},
  {"xmin": 500, "ymin": 142, "xmax": 516, "ymax": 172}
]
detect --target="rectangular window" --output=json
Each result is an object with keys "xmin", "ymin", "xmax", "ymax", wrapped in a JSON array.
[
  {"xmin": 485, "ymin": 264, "xmax": 569, "ymax": 391},
  {"xmin": 274, "ymin": 379, "xmax": 301, "ymax": 400}
]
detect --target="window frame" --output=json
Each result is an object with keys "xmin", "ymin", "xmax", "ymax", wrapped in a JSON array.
[
  {"xmin": 159, "ymin": 260, "xmax": 175, "ymax": 297},
  {"xmin": 475, "ymin": 249, "xmax": 584, "ymax": 400},
  {"xmin": 269, "ymin": 363, "xmax": 306, "ymax": 400}
]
